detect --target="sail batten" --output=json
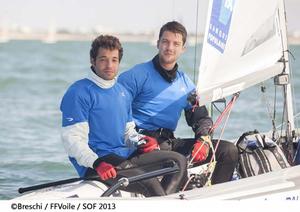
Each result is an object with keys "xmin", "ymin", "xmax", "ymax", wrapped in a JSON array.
[{"xmin": 197, "ymin": 0, "xmax": 284, "ymax": 105}]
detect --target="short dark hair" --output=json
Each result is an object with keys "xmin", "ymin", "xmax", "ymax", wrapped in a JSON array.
[
  {"xmin": 90, "ymin": 35, "xmax": 123, "ymax": 62},
  {"xmin": 158, "ymin": 21, "xmax": 187, "ymax": 45}
]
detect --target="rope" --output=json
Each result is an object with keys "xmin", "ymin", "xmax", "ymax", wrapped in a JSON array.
[
  {"xmin": 276, "ymin": 112, "xmax": 300, "ymax": 129},
  {"xmin": 295, "ymin": 112, "xmax": 300, "ymax": 119},
  {"xmin": 181, "ymin": 175, "xmax": 195, "ymax": 192},
  {"xmin": 210, "ymin": 94, "xmax": 239, "ymax": 133},
  {"xmin": 212, "ymin": 95, "xmax": 238, "ymax": 151},
  {"xmin": 181, "ymin": 94, "xmax": 239, "ymax": 191},
  {"xmin": 260, "ymin": 83, "xmax": 279, "ymax": 140},
  {"xmin": 288, "ymin": 51, "xmax": 299, "ymax": 130},
  {"xmin": 203, "ymin": 94, "xmax": 238, "ymax": 186}
]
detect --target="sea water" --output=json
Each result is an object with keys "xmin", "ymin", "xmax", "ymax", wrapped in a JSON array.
[{"xmin": 0, "ymin": 41, "xmax": 299, "ymax": 199}]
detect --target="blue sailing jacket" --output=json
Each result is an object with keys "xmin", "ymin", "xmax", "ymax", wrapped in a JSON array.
[
  {"xmin": 60, "ymin": 79, "xmax": 135, "ymax": 176},
  {"xmin": 118, "ymin": 60, "xmax": 195, "ymax": 131}
]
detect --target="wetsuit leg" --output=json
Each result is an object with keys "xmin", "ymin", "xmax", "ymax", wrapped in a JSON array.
[
  {"xmin": 128, "ymin": 150, "xmax": 187, "ymax": 195},
  {"xmin": 210, "ymin": 140, "xmax": 238, "ymax": 184},
  {"xmin": 84, "ymin": 165, "xmax": 165, "ymax": 197}
]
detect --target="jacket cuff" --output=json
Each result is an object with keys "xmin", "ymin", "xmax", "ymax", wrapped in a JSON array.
[
  {"xmin": 92, "ymin": 158, "xmax": 104, "ymax": 169},
  {"xmin": 93, "ymin": 154, "xmax": 127, "ymax": 169}
]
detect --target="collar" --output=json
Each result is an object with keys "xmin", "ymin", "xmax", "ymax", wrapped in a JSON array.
[
  {"xmin": 88, "ymin": 66, "xmax": 116, "ymax": 89},
  {"xmin": 152, "ymin": 54, "xmax": 178, "ymax": 83}
]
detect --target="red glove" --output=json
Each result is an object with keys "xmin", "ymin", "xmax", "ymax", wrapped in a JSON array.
[
  {"xmin": 139, "ymin": 136, "xmax": 159, "ymax": 153},
  {"xmin": 191, "ymin": 136, "xmax": 211, "ymax": 162},
  {"xmin": 95, "ymin": 162, "xmax": 117, "ymax": 181}
]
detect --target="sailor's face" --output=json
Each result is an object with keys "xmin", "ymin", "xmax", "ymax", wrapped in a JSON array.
[
  {"xmin": 157, "ymin": 31, "xmax": 185, "ymax": 70},
  {"xmin": 91, "ymin": 48, "xmax": 120, "ymax": 80}
]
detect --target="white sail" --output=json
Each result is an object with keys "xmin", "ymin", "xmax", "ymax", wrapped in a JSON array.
[{"xmin": 197, "ymin": 0, "xmax": 285, "ymax": 105}]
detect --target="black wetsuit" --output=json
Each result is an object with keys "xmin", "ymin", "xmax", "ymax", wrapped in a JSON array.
[{"xmin": 85, "ymin": 150, "xmax": 187, "ymax": 197}]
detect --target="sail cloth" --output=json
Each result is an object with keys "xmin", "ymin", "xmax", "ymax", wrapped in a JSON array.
[{"xmin": 197, "ymin": 0, "xmax": 285, "ymax": 105}]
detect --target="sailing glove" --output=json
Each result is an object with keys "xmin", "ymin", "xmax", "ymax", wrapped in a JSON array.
[
  {"xmin": 95, "ymin": 162, "xmax": 117, "ymax": 181},
  {"xmin": 138, "ymin": 136, "xmax": 159, "ymax": 153},
  {"xmin": 191, "ymin": 135, "xmax": 211, "ymax": 162}
]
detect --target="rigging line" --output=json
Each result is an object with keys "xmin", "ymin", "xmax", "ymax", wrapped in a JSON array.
[
  {"xmin": 295, "ymin": 112, "xmax": 300, "ymax": 118},
  {"xmin": 280, "ymin": 52, "xmax": 298, "ymax": 136},
  {"xmin": 186, "ymin": 95, "xmax": 239, "ymax": 178},
  {"xmin": 286, "ymin": 49, "xmax": 296, "ymax": 61},
  {"xmin": 276, "ymin": 4, "xmax": 286, "ymax": 139},
  {"xmin": 186, "ymin": 95, "xmax": 238, "ymax": 187},
  {"xmin": 281, "ymin": 50, "xmax": 298, "ymax": 132},
  {"xmin": 273, "ymin": 84, "xmax": 278, "ymax": 139},
  {"xmin": 212, "ymin": 102, "xmax": 223, "ymax": 114},
  {"xmin": 213, "ymin": 94, "xmax": 238, "ymax": 151},
  {"xmin": 287, "ymin": 53, "xmax": 299, "ymax": 130},
  {"xmin": 260, "ymin": 83, "xmax": 278, "ymax": 140},
  {"xmin": 260, "ymin": 84, "xmax": 274, "ymax": 121},
  {"xmin": 180, "ymin": 175, "xmax": 195, "ymax": 192},
  {"xmin": 209, "ymin": 94, "xmax": 239, "ymax": 133},
  {"xmin": 276, "ymin": 111, "xmax": 300, "ymax": 130},
  {"xmin": 192, "ymin": 0, "xmax": 200, "ymax": 83},
  {"xmin": 278, "ymin": 2, "xmax": 296, "ymax": 134},
  {"xmin": 280, "ymin": 85, "xmax": 287, "ymax": 139},
  {"xmin": 204, "ymin": 94, "xmax": 238, "ymax": 186}
]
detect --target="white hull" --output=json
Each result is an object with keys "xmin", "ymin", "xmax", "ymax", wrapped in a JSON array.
[
  {"xmin": 15, "ymin": 164, "xmax": 300, "ymax": 200},
  {"xmin": 165, "ymin": 165, "xmax": 300, "ymax": 200}
]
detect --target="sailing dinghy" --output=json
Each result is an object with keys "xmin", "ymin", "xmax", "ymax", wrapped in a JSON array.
[
  {"xmin": 15, "ymin": 0, "xmax": 300, "ymax": 200},
  {"xmin": 170, "ymin": 0, "xmax": 300, "ymax": 200}
]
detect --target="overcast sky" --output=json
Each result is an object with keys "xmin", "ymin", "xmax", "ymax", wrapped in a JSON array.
[{"xmin": 0, "ymin": 0, "xmax": 299, "ymax": 33}]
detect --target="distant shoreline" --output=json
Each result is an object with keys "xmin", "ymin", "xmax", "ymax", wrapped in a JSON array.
[
  {"xmin": 1, "ymin": 32, "xmax": 300, "ymax": 45},
  {"xmin": 0, "ymin": 32, "xmax": 203, "ymax": 45}
]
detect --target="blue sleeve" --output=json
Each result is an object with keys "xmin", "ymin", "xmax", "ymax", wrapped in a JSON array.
[{"xmin": 60, "ymin": 84, "xmax": 91, "ymax": 127}]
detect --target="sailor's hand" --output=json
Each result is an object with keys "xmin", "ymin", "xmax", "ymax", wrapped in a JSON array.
[
  {"xmin": 95, "ymin": 162, "xmax": 117, "ymax": 181},
  {"xmin": 191, "ymin": 135, "xmax": 211, "ymax": 162},
  {"xmin": 138, "ymin": 136, "xmax": 159, "ymax": 153}
]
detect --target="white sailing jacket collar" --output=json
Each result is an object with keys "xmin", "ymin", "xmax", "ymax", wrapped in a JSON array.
[{"xmin": 88, "ymin": 68, "xmax": 117, "ymax": 89}]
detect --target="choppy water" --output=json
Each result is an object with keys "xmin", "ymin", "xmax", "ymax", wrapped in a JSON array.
[{"xmin": 0, "ymin": 40, "xmax": 299, "ymax": 199}]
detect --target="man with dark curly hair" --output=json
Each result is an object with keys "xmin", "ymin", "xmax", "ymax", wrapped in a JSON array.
[{"xmin": 60, "ymin": 35, "xmax": 187, "ymax": 196}]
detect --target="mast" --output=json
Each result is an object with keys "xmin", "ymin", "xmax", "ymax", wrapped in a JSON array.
[{"xmin": 278, "ymin": 0, "xmax": 295, "ymax": 138}]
